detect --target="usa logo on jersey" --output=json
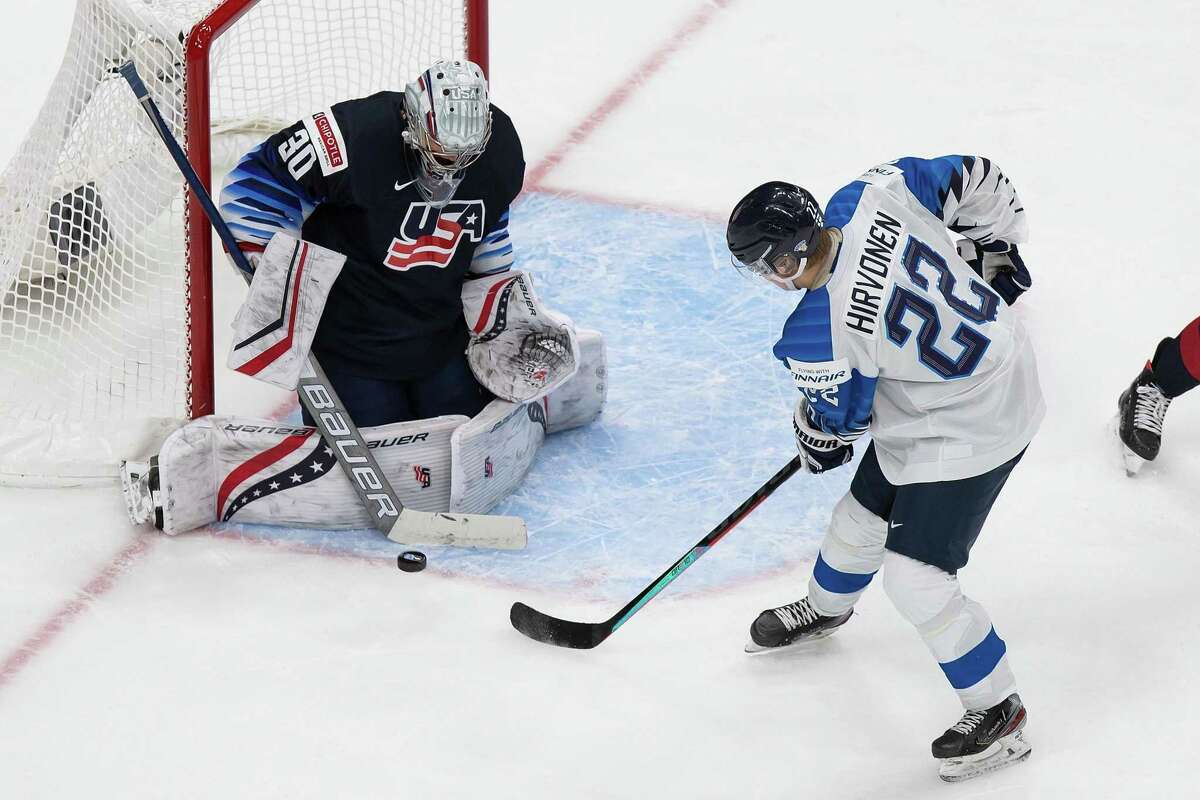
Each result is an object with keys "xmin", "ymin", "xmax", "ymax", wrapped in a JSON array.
[{"xmin": 384, "ymin": 200, "xmax": 486, "ymax": 271}]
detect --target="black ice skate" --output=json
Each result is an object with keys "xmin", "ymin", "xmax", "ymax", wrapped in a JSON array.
[
  {"xmin": 933, "ymin": 693, "xmax": 1031, "ymax": 782},
  {"xmin": 1118, "ymin": 365, "xmax": 1172, "ymax": 474},
  {"xmin": 744, "ymin": 597, "xmax": 852, "ymax": 653}
]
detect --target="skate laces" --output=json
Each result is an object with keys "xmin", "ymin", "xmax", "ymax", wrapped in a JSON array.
[
  {"xmin": 949, "ymin": 709, "xmax": 987, "ymax": 735},
  {"xmin": 772, "ymin": 599, "xmax": 820, "ymax": 631},
  {"xmin": 1133, "ymin": 382, "xmax": 1172, "ymax": 435}
]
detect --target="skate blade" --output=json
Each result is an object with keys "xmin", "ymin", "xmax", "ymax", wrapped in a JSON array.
[
  {"xmin": 119, "ymin": 461, "xmax": 149, "ymax": 526},
  {"xmin": 1111, "ymin": 414, "xmax": 1148, "ymax": 477},
  {"xmin": 938, "ymin": 731, "xmax": 1031, "ymax": 782},
  {"xmin": 744, "ymin": 627, "xmax": 838, "ymax": 654},
  {"xmin": 1122, "ymin": 446, "xmax": 1147, "ymax": 477}
]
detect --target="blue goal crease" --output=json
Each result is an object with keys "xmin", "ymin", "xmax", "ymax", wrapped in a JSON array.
[{"xmin": 225, "ymin": 193, "xmax": 853, "ymax": 600}]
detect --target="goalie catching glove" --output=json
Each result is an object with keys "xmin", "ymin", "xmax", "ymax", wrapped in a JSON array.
[
  {"xmin": 462, "ymin": 271, "xmax": 580, "ymax": 403},
  {"xmin": 793, "ymin": 398, "xmax": 865, "ymax": 474}
]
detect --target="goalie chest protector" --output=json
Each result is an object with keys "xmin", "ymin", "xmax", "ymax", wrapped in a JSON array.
[{"xmin": 259, "ymin": 91, "xmax": 526, "ymax": 380}]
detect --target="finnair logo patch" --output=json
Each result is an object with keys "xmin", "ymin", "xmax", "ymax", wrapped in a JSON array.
[{"xmin": 785, "ymin": 357, "xmax": 851, "ymax": 390}]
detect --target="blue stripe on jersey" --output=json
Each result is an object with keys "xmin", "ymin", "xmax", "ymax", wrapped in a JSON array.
[
  {"xmin": 823, "ymin": 181, "xmax": 868, "ymax": 229},
  {"xmin": 812, "ymin": 552, "xmax": 876, "ymax": 594},
  {"xmin": 891, "ymin": 156, "xmax": 967, "ymax": 219},
  {"xmin": 773, "ymin": 287, "xmax": 834, "ymax": 362},
  {"xmin": 226, "ymin": 220, "xmax": 275, "ymax": 245},
  {"xmin": 229, "ymin": 152, "xmax": 313, "ymax": 209},
  {"xmin": 771, "ymin": 289, "xmax": 877, "ymax": 436},
  {"xmin": 939, "ymin": 626, "xmax": 1007, "ymax": 690},
  {"xmin": 219, "ymin": 143, "xmax": 319, "ymax": 248},
  {"xmin": 470, "ymin": 224, "xmax": 514, "ymax": 274},
  {"xmin": 475, "ymin": 242, "xmax": 513, "ymax": 259},
  {"xmin": 225, "ymin": 176, "xmax": 306, "ymax": 216}
]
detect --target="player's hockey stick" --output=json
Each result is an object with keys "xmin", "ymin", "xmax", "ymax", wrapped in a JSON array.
[
  {"xmin": 120, "ymin": 62, "xmax": 526, "ymax": 550},
  {"xmin": 510, "ymin": 455, "xmax": 804, "ymax": 648}
]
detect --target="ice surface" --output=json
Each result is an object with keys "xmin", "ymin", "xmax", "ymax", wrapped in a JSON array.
[
  {"xmin": 240, "ymin": 192, "xmax": 854, "ymax": 598},
  {"xmin": 2, "ymin": 1, "xmax": 1199, "ymax": 798}
]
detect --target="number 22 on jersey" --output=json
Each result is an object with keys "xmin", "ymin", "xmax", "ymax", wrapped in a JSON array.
[{"xmin": 884, "ymin": 236, "xmax": 1000, "ymax": 379}]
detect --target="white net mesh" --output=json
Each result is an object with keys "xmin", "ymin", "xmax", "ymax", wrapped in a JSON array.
[{"xmin": 0, "ymin": 0, "xmax": 471, "ymax": 485}]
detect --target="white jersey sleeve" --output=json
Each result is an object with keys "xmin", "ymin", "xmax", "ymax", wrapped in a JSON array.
[
  {"xmin": 859, "ymin": 155, "xmax": 1028, "ymax": 248},
  {"xmin": 774, "ymin": 156, "xmax": 1044, "ymax": 484}
]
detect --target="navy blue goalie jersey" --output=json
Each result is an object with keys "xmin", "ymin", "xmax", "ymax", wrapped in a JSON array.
[{"xmin": 219, "ymin": 91, "xmax": 524, "ymax": 380}]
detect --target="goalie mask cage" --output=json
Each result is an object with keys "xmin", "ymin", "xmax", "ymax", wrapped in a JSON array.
[{"xmin": 0, "ymin": 0, "xmax": 488, "ymax": 486}]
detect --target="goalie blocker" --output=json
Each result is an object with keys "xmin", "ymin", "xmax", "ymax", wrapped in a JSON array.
[{"xmin": 124, "ymin": 329, "xmax": 605, "ymax": 537}]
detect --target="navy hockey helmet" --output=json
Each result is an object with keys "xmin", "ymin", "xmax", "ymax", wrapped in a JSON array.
[{"xmin": 726, "ymin": 181, "xmax": 824, "ymax": 288}]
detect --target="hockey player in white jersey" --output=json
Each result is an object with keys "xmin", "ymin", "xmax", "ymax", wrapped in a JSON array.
[{"xmin": 726, "ymin": 156, "xmax": 1044, "ymax": 782}]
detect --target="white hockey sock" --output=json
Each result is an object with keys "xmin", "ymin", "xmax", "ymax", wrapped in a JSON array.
[
  {"xmin": 807, "ymin": 492, "xmax": 888, "ymax": 616},
  {"xmin": 882, "ymin": 551, "xmax": 1017, "ymax": 709}
]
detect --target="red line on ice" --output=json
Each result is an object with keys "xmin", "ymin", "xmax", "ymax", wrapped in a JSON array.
[
  {"xmin": 0, "ymin": 533, "xmax": 156, "ymax": 693},
  {"xmin": 525, "ymin": 0, "xmax": 736, "ymax": 190}
]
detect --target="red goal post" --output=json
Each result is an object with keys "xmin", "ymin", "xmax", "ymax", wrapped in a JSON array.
[
  {"xmin": 184, "ymin": 0, "xmax": 490, "ymax": 418},
  {"xmin": 0, "ymin": 0, "xmax": 489, "ymax": 486}
]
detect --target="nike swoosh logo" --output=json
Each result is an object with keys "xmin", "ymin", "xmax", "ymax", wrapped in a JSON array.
[
  {"xmin": 889, "ymin": 521, "xmax": 903, "ymax": 529},
  {"xmin": 394, "ymin": 178, "xmax": 417, "ymax": 192}
]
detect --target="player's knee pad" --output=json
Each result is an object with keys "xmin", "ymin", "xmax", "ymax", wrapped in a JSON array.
[
  {"xmin": 808, "ymin": 492, "xmax": 888, "ymax": 614},
  {"xmin": 450, "ymin": 398, "xmax": 546, "ymax": 513},
  {"xmin": 820, "ymin": 491, "xmax": 888, "ymax": 573},
  {"xmin": 881, "ymin": 550, "xmax": 962, "ymax": 628}
]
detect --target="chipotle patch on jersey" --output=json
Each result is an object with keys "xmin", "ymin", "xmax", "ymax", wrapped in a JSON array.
[{"xmin": 302, "ymin": 109, "xmax": 349, "ymax": 175}]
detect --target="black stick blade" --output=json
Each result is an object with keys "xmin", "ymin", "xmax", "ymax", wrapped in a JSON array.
[{"xmin": 509, "ymin": 602, "xmax": 610, "ymax": 649}]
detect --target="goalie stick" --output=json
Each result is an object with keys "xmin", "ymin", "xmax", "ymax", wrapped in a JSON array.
[
  {"xmin": 120, "ymin": 62, "xmax": 526, "ymax": 551},
  {"xmin": 510, "ymin": 456, "xmax": 804, "ymax": 648}
]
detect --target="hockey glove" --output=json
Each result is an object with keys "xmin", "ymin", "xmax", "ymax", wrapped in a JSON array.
[
  {"xmin": 793, "ymin": 400, "xmax": 855, "ymax": 475},
  {"xmin": 956, "ymin": 240, "xmax": 1031, "ymax": 306},
  {"xmin": 462, "ymin": 271, "xmax": 580, "ymax": 403}
]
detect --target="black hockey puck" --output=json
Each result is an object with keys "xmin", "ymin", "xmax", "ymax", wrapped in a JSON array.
[{"xmin": 397, "ymin": 550, "xmax": 427, "ymax": 573}]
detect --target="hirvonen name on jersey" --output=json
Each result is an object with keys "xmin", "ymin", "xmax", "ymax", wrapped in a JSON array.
[{"xmin": 844, "ymin": 209, "xmax": 902, "ymax": 338}]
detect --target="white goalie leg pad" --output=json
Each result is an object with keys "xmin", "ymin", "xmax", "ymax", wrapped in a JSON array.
[
  {"xmin": 544, "ymin": 327, "xmax": 607, "ymax": 434},
  {"xmin": 155, "ymin": 414, "xmax": 467, "ymax": 534},
  {"xmin": 449, "ymin": 398, "xmax": 547, "ymax": 513},
  {"xmin": 226, "ymin": 233, "xmax": 346, "ymax": 390},
  {"xmin": 462, "ymin": 270, "xmax": 581, "ymax": 403},
  {"xmin": 807, "ymin": 492, "xmax": 888, "ymax": 617},
  {"xmin": 156, "ymin": 417, "xmax": 221, "ymax": 535},
  {"xmin": 882, "ymin": 551, "xmax": 1017, "ymax": 710}
]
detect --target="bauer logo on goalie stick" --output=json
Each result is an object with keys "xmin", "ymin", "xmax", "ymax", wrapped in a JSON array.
[
  {"xmin": 299, "ymin": 382, "xmax": 399, "ymax": 520},
  {"xmin": 301, "ymin": 109, "xmax": 349, "ymax": 176},
  {"xmin": 384, "ymin": 200, "xmax": 486, "ymax": 271}
]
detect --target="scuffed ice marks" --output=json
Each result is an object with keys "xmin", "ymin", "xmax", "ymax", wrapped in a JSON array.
[{"xmin": 225, "ymin": 194, "xmax": 856, "ymax": 600}]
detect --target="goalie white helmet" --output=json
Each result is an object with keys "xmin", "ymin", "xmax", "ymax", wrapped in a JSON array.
[{"xmin": 402, "ymin": 60, "xmax": 493, "ymax": 207}]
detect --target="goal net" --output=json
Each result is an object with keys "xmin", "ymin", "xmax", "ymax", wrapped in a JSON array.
[{"xmin": 0, "ymin": 0, "xmax": 486, "ymax": 485}]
